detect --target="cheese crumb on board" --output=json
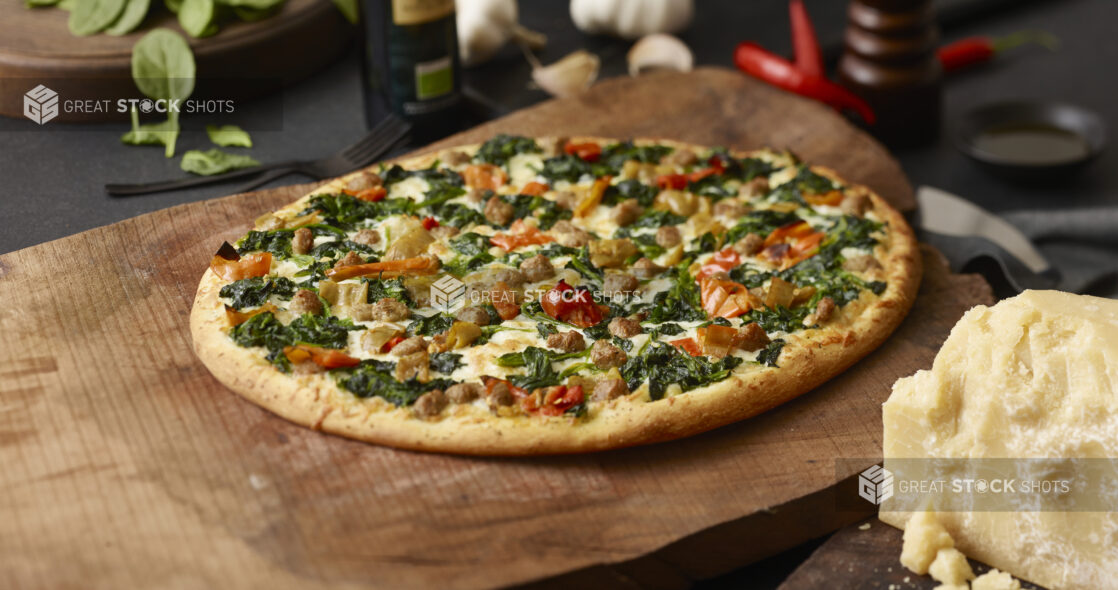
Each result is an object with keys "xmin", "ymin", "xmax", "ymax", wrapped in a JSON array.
[
  {"xmin": 971, "ymin": 569, "xmax": 1022, "ymax": 590},
  {"xmin": 881, "ymin": 291, "xmax": 1118, "ymax": 590},
  {"xmin": 900, "ymin": 511, "xmax": 954, "ymax": 575},
  {"xmin": 933, "ymin": 584, "xmax": 969, "ymax": 590},
  {"xmin": 929, "ymin": 548, "xmax": 975, "ymax": 585}
]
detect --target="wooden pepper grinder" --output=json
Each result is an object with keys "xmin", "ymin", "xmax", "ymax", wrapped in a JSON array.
[{"xmin": 838, "ymin": 0, "xmax": 942, "ymax": 147}]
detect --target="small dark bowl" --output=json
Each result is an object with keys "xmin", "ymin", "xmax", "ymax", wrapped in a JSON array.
[{"xmin": 955, "ymin": 100, "xmax": 1107, "ymax": 181}]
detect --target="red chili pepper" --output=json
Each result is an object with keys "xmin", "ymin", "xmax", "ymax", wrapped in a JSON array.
[
  {"xmin": 421, "ymin": 216, "xmax": 439, "ymax": 230},
  {"xmin": 938, "ymin": 30, "xmax": 1059, "ymax": 73},
  {"xmin": 733, "ymin": 42, "xmax": 876, "ymax": 125},
  {"xmin": 789, "ymin": 0, "xmax": 824, "ymax": 78}
]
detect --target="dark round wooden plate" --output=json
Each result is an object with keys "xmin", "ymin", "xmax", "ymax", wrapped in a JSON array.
[{"xmin": 0, "ymin": 0, "xmax": 353, "ymax": 122}]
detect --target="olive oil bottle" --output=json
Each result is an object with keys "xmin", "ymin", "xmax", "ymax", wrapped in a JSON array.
[{"xmin": 360, "ymin": 0, "xmax": 463, "ymax": 142}]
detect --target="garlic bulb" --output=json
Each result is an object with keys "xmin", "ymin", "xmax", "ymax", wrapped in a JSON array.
[
  {"xmin": 627, "ymin": 33, "xmax": 693, "ymax": 76},
  {"xmin": 457, "ymin": 0, "xmax": 546, "ymax": 67},
  {"xmin": 570, "ymin": 0, "xmax": 694, "ymax": 40}
]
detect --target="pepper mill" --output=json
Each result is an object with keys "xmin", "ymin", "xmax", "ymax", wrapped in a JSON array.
[{"xmin": 838, "ymin": 0, "xmax": 942, "ymax": 147}]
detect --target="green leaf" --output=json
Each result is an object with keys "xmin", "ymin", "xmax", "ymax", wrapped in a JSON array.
[
  {"xmin": 330, "ymin": 0, "xmax": 357, "ymax": 23},
  {"xmin": 474, "ymin": 134, "xmax": 541, "ymax": 167},
  {"xmin": 206, "ymin": 124, "xmax": 253, "ymax": 147},
  {"xmin": 219, "ymin": 276, "xmax": 296, "ymax": 309},
  {"xmin": 181, "ymin": 148, "xmax": 260, "ymax": 176},
  {"xmin": 104, "ymin": 0, "xmax": 150, "ymax": 35},
  {"xmin": 26, "ymin": 0, "xmax": 62, "ymax": 7},
  {"xmin": 177, "ymin": 0, "xmax": 215, "ymax": 37},
  {"xmin": 68, "ymin": 0, "xmax": 127, "ymax": 36},
  {"xmin": 131, "ymin": 28, "xmax": 196, "ymax": 101},
  {"xmin": 121, "ymin": 107, "xmax": 180, "ymax": 158}
]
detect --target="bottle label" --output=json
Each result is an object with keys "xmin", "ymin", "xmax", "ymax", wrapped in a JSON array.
[
  {"xmin": 391, "ymin": 0, "xmax": 454, "ymax": 26},
  {"xmin": 415, "ymin": 56, "xmax": 453, "ymax": 100}
]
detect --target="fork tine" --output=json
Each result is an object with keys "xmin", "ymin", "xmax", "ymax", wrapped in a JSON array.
[
  {"xmin": 346, "ymin": 121, "xmax": 411, "ymax": 166},
  {"xmin": 341, "ymin": 115, "xmax": 408, "ymax": 162}
]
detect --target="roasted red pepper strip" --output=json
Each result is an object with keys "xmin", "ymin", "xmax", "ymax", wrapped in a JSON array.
[
  {"xmin": 656, "ymin": 174, "xmax": 689, "ymax": 190},
  {"xmin": 421, "ymin": 216, "xmax": 440, "ymax": 230},
  {"xmin": 211, "ymin": 251, "xmax": 271, "ymax": 281},
  {"xmin": 670, "ymin": 338, "xmax": 703, "ymax": 357},
  {"xmin": 283, "ymin": 344, "xmax": 361, "ymax": 369},
  {"xmin": 564, "ymin": 142, "xmax": 602, "ymax": 162},
  {"xmin": 540, "ymin": 280, "xmax": 606, "ymax": 328},
  {"xmin": 789, "ymin": 0, "xmax": 824, "ymax": 77},
  {"xmin": 938, "ymin": 31, "xmax": 1059, "ymax": 73},
  {"xmin": 733, "ymin": 42, "xmax": 876, "ymax": 125}
]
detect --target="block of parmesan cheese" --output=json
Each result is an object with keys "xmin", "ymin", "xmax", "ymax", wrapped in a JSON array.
[{"xmin": 880, "ymin": 290, "xmax": 1118, "ymax": 590}]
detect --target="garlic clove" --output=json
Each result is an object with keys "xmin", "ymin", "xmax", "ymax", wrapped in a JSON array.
[
  {"xmin": 531, "ymin": 50, "xmax": 600, "ymax": 98},
  {"xmin": 627, "ymin": 33, "xmax": 693, "ymax": 77}
]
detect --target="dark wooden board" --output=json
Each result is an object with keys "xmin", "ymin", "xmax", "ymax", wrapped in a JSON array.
[
  {"xmin": 779, "ymin": 520, "xmax": 1046, "ymax": 590},
  {"xmin": 0, "ymin": 0, "xmax": 351, "ymax": 122},
  {"xmin": 0, "ymin": 68, "xmax": 987, "ymax": 589}
]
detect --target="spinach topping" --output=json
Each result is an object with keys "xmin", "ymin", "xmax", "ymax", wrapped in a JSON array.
[
  {"xmin": 301, "ymin": 193, "xmax": 411, "ymax": 229},
  {"xmin": 630, "ymin": 209, "xmax": 687, "ymax": 229},
  {"xmin": 219, "ymin": 276, "xmax": 296, "ymax": 310},
  {"xmin": 229, "ymin": 312, "xmax": 361, "ymax": 370},
  {"xmin": 497, "ymin": 346, "xmax": 589, "ymax": 392},
  {"xmin": 539, "ymin": 154, "xmax": 592, "ymax": 183},
  {"xmin": 767, "ymin": 165, "xmax": 840, "ymax": 205},
  {"xmin": 757, "ymin": 339, "xmax": 785, "ymax": 367},
  {"xmin": 612, "ymin": 231, "xmax": 665, "ymax": 262},
  {"xmin": 445, "ymin": 232, "xmax": 496, "ymax": 276},
  {"xmin": 429, "ymin": 352, "xmax": 463, "ymax": 374},
  {"xmin": 363, "ymin": 277, "xmax": 412, "ymax": 305},
  {"xmin": 237, "ymin": 230, "xmax": 292, "ymax": 258},
  {"xmin": 565, "ymin": 245, "xmax": 603, "ymax": 281},
  {"xmin": 382, "ymin": 164, "xmax": 465, "ymax": 189},
  {"xmin": 724, "ymin": 209, "xmax": 801, "ymax": 244},
  {"xmin": 602, "ymin": 179, "xmax": 658, "ymax": 207},
  {"xmin": 591, "ymin": 141, "xmax": 673, "ymax": 176},
  {"xmin": 407, "ymin": 313, "xmax": 455, "ymax": 336},
  {"xmin": 537, "ymin": 322, "xmax": 558, "ymax": 338},
  {"xmin": 620, "ymin": 341, "xmax": 743, "ymax": 401},
  {"xmin": 474, "ymin": 134, "xmax": 542, "ymax": 167},
  {"xmin": 501, "ymin": 194, "xmax": 572, "ymax": 230},
  {"xmin": 646, "ymin": 263, "xmax": 706, "ymax": 324},
  {"xmin": 309, "ymin": 240, "xmax": 376, "ymax": 259},
  {"xmin": 337, "ymin": 360, "xmax": 454, "ymax": 406}
]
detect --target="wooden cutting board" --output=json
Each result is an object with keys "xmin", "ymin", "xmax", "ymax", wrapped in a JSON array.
[
  {"xmin": 0, "ymin": 68, "xmax": 991, "ymax": 589},
  {"xmin": 0, "ymin": 0, "xmax": 350, "ymax": 122}
]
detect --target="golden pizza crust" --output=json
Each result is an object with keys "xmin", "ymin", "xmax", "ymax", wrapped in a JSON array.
[{"xmin": 190, "ymin": 137, "xmax": 921, "ymax": 455}]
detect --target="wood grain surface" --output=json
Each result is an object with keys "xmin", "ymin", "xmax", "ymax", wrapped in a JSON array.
[
  {"xmin": 0, "ymin": 0, "xmax": 350, "ymax": 122},
  {"xmin": 779, "ymin": 520, "xmax": 1045, "ymax": 590},
  {"xmin": 0, "ymin": 69, "xmax": 989, "ymax": 589}
]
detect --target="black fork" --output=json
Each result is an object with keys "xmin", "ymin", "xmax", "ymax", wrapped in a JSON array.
[{"xmin": 105, "ymin": 115, "xmax": 412, "ymax": 197}]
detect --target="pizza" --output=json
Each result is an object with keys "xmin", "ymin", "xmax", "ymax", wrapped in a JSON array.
[{"xmin": 190, "ymin": 135, "xmax": 921, "ymax": 455}]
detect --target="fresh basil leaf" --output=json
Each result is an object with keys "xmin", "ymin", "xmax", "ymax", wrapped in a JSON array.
[
  {"xmin": 68, "ymin": 0, "xmax": 126, "ymax": 36},
  {"xmin": 104, "ymin": 0, "xmax": 149, "ymax": 35},
  {"xmin": 205, "ymin": 124, "xmax": 253, "ymax": 147},
  {"xmin": 181, "ymin": 148, "xmax": 260, "ymax": 176}
]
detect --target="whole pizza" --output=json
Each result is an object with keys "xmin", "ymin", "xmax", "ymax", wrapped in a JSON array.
[{"xmin": 191, "ymin": 135, "xmax": 921, "ymax": 455}]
